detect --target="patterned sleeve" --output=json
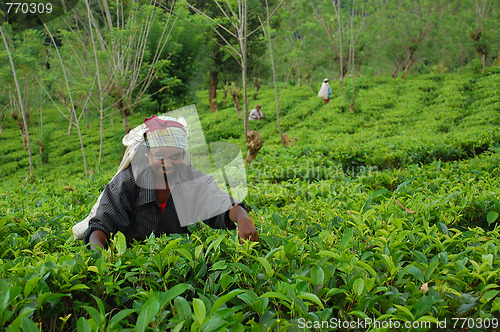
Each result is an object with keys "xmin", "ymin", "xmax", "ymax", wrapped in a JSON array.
[
  {"xmin": 196, "ymin": 173, "xmax": 242, "ymax": 230},
  {"xmin": 201, "ymin": 203, "xmax": 241, "ymax": 230},
  {"xmin": 171, "ymin": 167, "xmax": 243, "ymax": 230},
  {"xmin": 83, "ymin": 170, "xmax": 136, "ymax": 244}
]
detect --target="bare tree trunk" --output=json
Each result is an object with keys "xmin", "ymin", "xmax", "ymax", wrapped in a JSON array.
[
  {"xmin": 209, "ymin": 71, "xmax": 218, "ymax": 111},
  {"xmin": 1, "ymin": 26, "xmax": 34, "ymax": 176},
  {"xmin": 470, "ymin": 0, "xmax": 493, "ymax": 73},
  {"xmin": 86, "ymin": 0, "xmax": 176, "ymax": 135},
  {"xmin": 86, "ymin": 107, "xmax": 90, "ymax": 130},
  {"xmin": 306, "ymin": 72, "xmax": 315, "ymax": 92},
  {"xmin": 82, "ymin": 32, "xmax": 90, "ymax": 130},
  {"xmin": 11, "ymin": 110, "xmax": 28, "ymax": 149},
  {"xmin": 186, "ymin": 0, "xmax": 270, "ymax": 162},
  {"xmin": 119, "ymin": 101, "xmax": 132, "ymax": 134},
  {"xmin": 265, "ymin": 0, "xmax": 286, "ymax": 146},
  {"xmin": 68, "ymin": 112, "xmax": 74, "ymax": 135},
  {"xmin": 38, "ymin": 94, "xmax": 48, "ymax": 163},
  {"xmin": 332, "ymin": 0, "xmax": 344, "ymax": 88},
  {"xmin": 229, "ymin": 84, "xmax": 243, "ymax": 120},
  {"xmin": 392, "ymin": 62, "xmax": 400, "ymax": 78},
  {"xmin": 296, "ymin": 63, "xmax": 301, "ymax": 87},
  {"xmin": 0, "ymin": 105, "xmax": 8, "ymax": 134},
  {"xmin": 223, "ymin": 81, "xmax": 228, "ymax": 107},
  {"xmin": 471, "ymin": 31, "xmax": 488, "ymax": 73},
  {"xmin": 253, "ymin": 77, "xmax": 261, "ymax": 100},
  {"xmin": 241, "ymin": 0, "xmax": 250, "ymax": 141},
  {"xmin": 85, "ymin": 0, "xmax": 104, "ymax": 164},
  {"xmin": 348, "ymin": 0, "xmax": 356, "ymax": 113},
  {"xmin": 401, "ymin": 47, "xmax": 416, "ymax": 80},
  {"xmin": 44, "ymin": 23, "xmax": 88, "ymax": 176}
]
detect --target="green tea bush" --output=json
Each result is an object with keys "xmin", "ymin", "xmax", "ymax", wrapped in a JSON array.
[{"xmin": 0, "ymin": 72, "xmax": 499, "ymax": 330}]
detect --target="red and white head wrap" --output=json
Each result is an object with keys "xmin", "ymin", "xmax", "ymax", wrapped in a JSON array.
[{"xmin": 143, "ymin": 115, "xmax": 188, "ymax": 149}]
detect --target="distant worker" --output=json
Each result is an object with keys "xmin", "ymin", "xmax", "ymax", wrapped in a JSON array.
[
  {"xmin": 318, "ymin": 78, "xmax": 332, "ymax": 104},
  {"xmin": 249, "ymin": 104, "xmax": 265, "ymax": 121}
]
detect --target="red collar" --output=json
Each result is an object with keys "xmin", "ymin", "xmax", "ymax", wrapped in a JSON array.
[{"xmin": 159, "ymin": 202, "xmax": 167, "ymax": 213}]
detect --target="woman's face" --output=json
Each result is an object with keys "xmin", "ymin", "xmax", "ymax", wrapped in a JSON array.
[{"xmin": 147, "ymin": 146, "xmax": 184, "ymax": 176}]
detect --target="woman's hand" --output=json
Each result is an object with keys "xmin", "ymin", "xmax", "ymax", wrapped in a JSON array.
[
  {"xmin": 237, "ymin": 217, "xmax": 259, "ymax": 242},
  {"xmin": 229, "ymin": 205, "xmax": 259, "ymax": 242},
  {"xmin": 88, "ymin": 230, "xmax": 108, "ymax": 250}
]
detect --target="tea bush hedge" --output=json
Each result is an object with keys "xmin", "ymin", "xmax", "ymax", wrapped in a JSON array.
[{"xmin": 0, "ymin": 71, "xmax": 499, "ymax": 331}]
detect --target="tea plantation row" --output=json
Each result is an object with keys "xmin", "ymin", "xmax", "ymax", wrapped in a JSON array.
[{"xmin": 0, "ymin": 70, "xmax": 499, "ymax": 331}]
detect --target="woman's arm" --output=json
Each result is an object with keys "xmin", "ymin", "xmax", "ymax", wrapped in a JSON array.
[
  {"xmin": 83, "ymin": 168, "xmax": 136, "ymax": 248},
  {"xmin": 229, "ymin": 205, "xmax": 258, "ymax": 241}
]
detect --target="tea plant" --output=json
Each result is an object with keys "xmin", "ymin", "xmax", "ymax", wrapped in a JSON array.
[{"xmin": 0, "ymin": 71, "xmax": 499, "ymax": 330}]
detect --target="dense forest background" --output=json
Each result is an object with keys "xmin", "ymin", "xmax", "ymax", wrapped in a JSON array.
[{"xmin": 1, "ymin": 0, "xmax": 499, "ymax": 142}]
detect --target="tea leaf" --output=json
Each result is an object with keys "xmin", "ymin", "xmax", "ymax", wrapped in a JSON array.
[
  {"xmin": 195, "ymin": 245, "xmax": 203, "ymax": 260},
  {"xmin": 457, "ymin": 300, "xmax": 478, "ymax": 315},
  {"xmin": 264, "ymin": 247, "xmax": 283, "ymax": 260},
  {"xmin": 20, "ymin": 317, "xmax": 39, "ymax": 332},
  {"xmin": 482, "ymin": 254, "xmax": 493, "ymax": 266},
  {"xmin": 364, "ymin": 278, "xmax": 375, "ymax": 292},
  {"xmin": 482, "ymin": 290, "xmax": 500, "ymax": 302},
  {"xmin": 437, "ymin": 222, "xmax": 448, "ymax": 235},
  {"xmin": 394, "ymin": 304, "xmax": 415, "ymax": 320},
  {"xmin": 211, "ymin": 289, "xmax": 245, "ymax": 315},
  {"xmin": 260, "ymin": 292, "xmax": 293, "ymax": 304},
  {"xmin": 326, "ymin": 288, "xmax": 349, "ymax": 297},
  {"xmin": 68, "ymin": 284, "xmax": 90, "ymax": 292},
  {"xmin": 163, "ymin": 284, "xmax": 192, "ymax": 304},
  {"xmin": 82, "ymin": 306, "xmax": 104, "ymax": 327},
  {"xmin": 349, "ymin": 311, "xmax": 369, "ymax": 319},
  {"xmin": 175, "ymin": 248, "xmax": 193, "ymax": 263},
  {"xmin": 238, "ymin": 291, "xmax": 258, "ymax": 306},
  {"xmin": 406, "ymin": 266, "xmax": 425, "ymax": 284},
  {"xmin": 486, "ymin": 211, "xmax": 499, "ymax": 225},
  {"xmin": 211, "ymin": 261, "xmax": 227, "ymax": 271},
  {"xmin": 298, "ymin": 293, "xmax": 324, "ymax": 309},
  {"xmin": 254, "ymin": 256, "xmax": 273, "ymax": 276},
  {"xmin": 425, "ymin": 261, "xmax": 439, "ymax": 281},
  {"xmin": 77, "ymin": 317, "xmax": 92, "ymax": 332},
  {"xmin": 412, "ymin": 250, "xmax": 428, "ymax": 264},
  {"xmin": 91, "ymin": 294, "xmax": 105, "ymax": 319},
  {"xmin": 0, "ymin": 288, "xmax": 10, "ymax": 317},
  {"xmin": 23, "ymin": 277, "xmax": 41, "ymax": 298},
  {"xmin": 193, "ymin": 298, "xmax": 206, "ymax": 325},
  {"xmin": 137, "ymin": 297, "xmax": 160, "ymax": 332},
  {"xmin": 356, "ymin": 260, "xmax": 377, "ymax": 278},
  {"xmin": 108, "ymin": 309, "xmax": 136, "ymax": 330},
  {"xmin": 205, "ymin": 236, "xmax": 224, "ymax": 259},
  {"xmin": 172, "ymin": 322, "xmax": 184, "ymax": 332},
  {"xmin": 339, "ymin": 228, "xmax": 353, "ymax": 248},
  {"xmin": 416, "ymin": 316, "xmax": 439, "ymax": 324},
  {"xmin": 310, "ymin": 266, "xmax": 325, "ymax": 286},
  {"xmin": 115, "ymin": 232, "xmax": 127, "ymax": 256},
  {"xmin": 174, "ymin": 297, "xmax": 192, "ymax": 322},
  {"xmin": 202, "ymin": 315, "xmax": 228, "ymax": 331},
  {"xmin": 87, "ymin": 266, "xmax": 99, "ymax": 273},
  {"xmin": 492, "ymin": 297, "xmax": 500, "ymax": 312},
  {"xmin": 414, "ymin": 295, "xmax": 434, "ymax": 319},
  {"xmin": 353, "ymin": 278, "xmax": 364, "ymax": 295},
  {"xmin": 8, "ymin": 307, "xmax": 36, "ymax": 331}
]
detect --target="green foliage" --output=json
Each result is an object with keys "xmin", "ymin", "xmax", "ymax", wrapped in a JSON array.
[{"xmin": 0, "ymin": 72, "xmax": 500, "ymax": 330}]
